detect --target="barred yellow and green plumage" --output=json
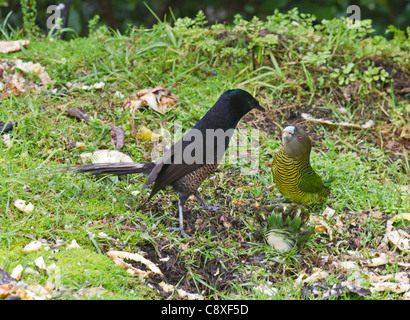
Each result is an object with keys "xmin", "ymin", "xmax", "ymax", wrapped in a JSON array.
[
  {"xmin": 271, "ymin": 125, "xmax": 329, "ymax": 206},
  {"xmin": 265, "ymin": 125, "xmax": 328, "ymax": 251}
]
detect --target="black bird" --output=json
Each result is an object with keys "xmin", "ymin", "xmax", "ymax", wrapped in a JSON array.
[{"xmin": 22, "ymin": 89, "xmax": 264, "ymax": 236}]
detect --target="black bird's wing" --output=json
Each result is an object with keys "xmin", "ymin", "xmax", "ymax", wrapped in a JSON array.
[
  {"xmin": 150, "ymin": 162, "xmax": 205, "ymax": 197},
  {"xmin": 142, "ymin": 137, "xmax": 206, "ymax": 198},
  {"xmin": 141, "ymin": 89, "xmax": 262, "ymax": 199}
]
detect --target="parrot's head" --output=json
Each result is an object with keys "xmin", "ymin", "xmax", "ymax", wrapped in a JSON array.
[{"xmin": 282, "ymin": 126, "xmax": 312, "ymax": 161}]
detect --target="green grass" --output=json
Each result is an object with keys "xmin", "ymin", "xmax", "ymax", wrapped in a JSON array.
[{"xmin": 0, "ymin": 9, "xmax": 409, "ymax": 300}]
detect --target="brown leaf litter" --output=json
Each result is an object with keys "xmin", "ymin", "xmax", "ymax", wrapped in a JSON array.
[
  {"xmin": 123, "ymin": 86, "xmax": 179, "ymax": 115},
  {"xmin": 0, "ymin": 59, "xmax": 53, "ymax": 99}
]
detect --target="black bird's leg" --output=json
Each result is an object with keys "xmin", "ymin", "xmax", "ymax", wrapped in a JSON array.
[
  {"xmin": 166, "ymin": 193, "xmax": 190, "ymax": 237},
  {"xmin": 196, "ymin": 193, "xmax": 222, "ymax": 211}
]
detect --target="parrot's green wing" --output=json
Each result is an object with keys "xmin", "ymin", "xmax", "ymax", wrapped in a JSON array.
[
  {"xmin": 298, "ymin": 170, "xmax": 325, "ymax": 194},
  {"xmin": 271, "ymin": 153, "xmax": 277, "ymax": 169}
]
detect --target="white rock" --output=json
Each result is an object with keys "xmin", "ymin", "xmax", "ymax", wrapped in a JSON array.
[
  {"xmin": 34, "ymin": 256, "xmax": 47, "ymax": 270},
  {"xmin": 22, "ymin": 240, "xmax": 43, "ymax": 253},
  {"xmin": 10, "ymin": 264, "xmax": 24, "ymax": 280},
  {"xmin": 13, "ymin": 199, "xmax": 34, "ymax": 214}
]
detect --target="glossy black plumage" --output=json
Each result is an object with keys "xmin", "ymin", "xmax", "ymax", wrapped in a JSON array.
[
  {"xmin": 22, "ymin": 89, "xmax": 264, "ymax": 236},
  {"xmin": 143, "ymin": 89, "xmax": 263, "ymax": 198}
]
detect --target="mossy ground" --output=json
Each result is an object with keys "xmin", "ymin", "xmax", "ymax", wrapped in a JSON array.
[{"xmin": 0, "ymin": 10, "xmax": 409, "ymax": 299}]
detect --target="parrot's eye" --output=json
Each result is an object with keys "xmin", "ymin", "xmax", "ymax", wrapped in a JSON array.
[{"xmin": 298, "ymin": 136, "xmax": 303, "ymax": 142}]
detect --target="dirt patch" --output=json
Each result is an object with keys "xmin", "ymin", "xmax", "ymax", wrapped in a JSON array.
[
  {"xmin": 125, "ymin": 193, "xmax": 273, "ymax": 298},
  {"xmin": 371, "ymin": 56, "xmax": 410, "ymax": 95}
]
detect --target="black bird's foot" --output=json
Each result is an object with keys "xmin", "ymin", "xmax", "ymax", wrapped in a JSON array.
[
  {"xmin": 167, "ymin": 195, "xmax": 191, "ymax": 238},
  {"xmin": 195, "ymin": 193, "xmax": 222, "ymax": 211},
  {"xmin": 166, "ymin": 226, "xmax": 191, "ymax": 238},
  {"xmin": 199, "ymin": 204, "xmax": 222, "ymax": 211}
]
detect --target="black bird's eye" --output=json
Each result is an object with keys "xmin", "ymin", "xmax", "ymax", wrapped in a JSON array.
[{"xmin": 298, "ymin": 136, "xmax": 303, "ymax": 142}]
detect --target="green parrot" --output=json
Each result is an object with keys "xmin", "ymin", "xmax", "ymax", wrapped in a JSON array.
[
  {"xmin": 265, "ymin": 125, "xmax": 329, "ymax": 251},
  {"xmin": 271, "ymin": 125, "xmax": 329, "ymax": 206}
]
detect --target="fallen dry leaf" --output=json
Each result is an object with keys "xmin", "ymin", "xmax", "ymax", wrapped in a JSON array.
[
  {"xmin": 38, "ymin": 71, "xmax": 52, "ymax": 87},
  {"xmin": 66, "ymin": 81, "xmax": 105, "ymax": 91},
  {"xmin": 22, "ymin": 240, "xmax": 43, "ymax": 253},
  {"xmin": 110, "ymin": 124, "xmax": 125, "ymax": 150},
  {"xmin": 0, "ymin": 59, "xmax": 53, "ymax": 99},
  {"xmin": 176, "ymin": 288, "xmax": 204, "ymax": 300},
  {"xmin": 75, "ymin": 142, "xmax": 86, "ymax": 150},
  {"xmin": 315, "ymin": 225, "xmax": 327, "ymax": 233},
  {"xmin": 1, "ymin": 133, "xmax": 11, "ymax": 147},
  {"xmin": 66, "ymin": 239, "xmax": 81, "ymax": 250},
  {"xmin": 0, "ymin": 283, "xmax": 31, "ymax": 300},
  {"xmin": 371, "ymin": 210, "xmax": 385, "ymax": 220},
  {"xmin": 76, "ymin": 286, "xmax": 109, "ymax": 298},
  {"xmin": 302, "ymin": 113, "xmax": 374, "ymax": 129},
  {"xmin": 140, "ymin": 92, "xmax": 159, "ymax": 112},
  {"xmin": 339, "ymin": 261, "xmax": 357, "ymax": 271},
  {"xmin": 310, "ymin": 207, "xmax": 343, "ymax": 240},
  {"xmin": 294, "ymin": 268, "xmax": 329, "ymax": 289},
  {"xmin": 65, "ymin": 108, "xmax": 90, "ymax": 123},
  {"xmin": 0, "ymin": 40, "xmax": 29, "ymax": 53},
  {"xmin": 14, "ymin": 59, "xmax": 52, "ymax": 87},
  {"xmin": 322, "ymin": 207, "xmax": 336, "ymax": 218},
  {"xmin": 28, "ymin": 283, "xmax": 51, "ymax": 299},
  {"xmin": 381, "ymin": 213, "xmax": 410, "ymax": 252},
  {"xmin": 0, "ymin": 81, "xmax": 24, "ymax": 100},
  {"xmin": 366, "ymin": 253, "xmax": 391, "ymax": 267},
  {"xmin": 231, "ymin": 198, "xmax": 247, "ymax": 205},
  {"xmin": 13, "ymin": 199, "xmax": 34, "ymax": 214},
  {"xmin": 106, "ymin": 250, "xmax": 163, "ymax": 279},
  {"xmin": 159, "ymin": 281, "xmax": 174, "ymax": 293},
  {"xmin": 124, "ymin": 86, "xmax": 178, "ymax": 115},
  {"xmin": 80, "ymin": 149, "xmax": 134, "ymax": 164},
  {"xmin": 370, "ymin": 282, "xmax": 410, "ymax": 294},
  {"xmin": 10, "ymin": 265, "xmax": 24, "ymax": 281},
  {"xmin": 34, "ymin": 256, "xmax": 47, "ymax": 270},
  {"xmin": 136, "ymin": 125, "xmax": 161, "ymax": 141},
  {"xmin": 220, "ymin": 215, "xmax": 232, "ymax": 229},
  {"xmin": 303, "ymin": 268, "xmax": 329, "ymax": 283}
]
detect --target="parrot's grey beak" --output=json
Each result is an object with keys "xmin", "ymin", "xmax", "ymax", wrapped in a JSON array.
[{"xmin": 282, "ymin": 126, "xmax": 295, "ymax": 143}]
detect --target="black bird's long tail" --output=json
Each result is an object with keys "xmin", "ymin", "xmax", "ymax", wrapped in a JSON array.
[
  {"xmin": 76, "ymin": 162, "xmax": 155, "ymax": 176},
  {"xmin": 15, "ymin": 162, "xmax": 156, "ymax": 177}
]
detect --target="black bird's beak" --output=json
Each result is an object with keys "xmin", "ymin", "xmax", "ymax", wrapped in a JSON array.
[{"xmin": 255, "ymin": 103, "xmax": 265, "ymax": 112}]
